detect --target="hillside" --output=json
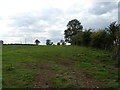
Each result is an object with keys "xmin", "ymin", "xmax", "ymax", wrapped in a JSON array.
[{"xmin": 2, "ymin": 45, "xmax": 119, "ymax": 88}]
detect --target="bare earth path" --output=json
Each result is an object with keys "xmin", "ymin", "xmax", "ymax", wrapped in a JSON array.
[
  {"xmin": 23, "ymin": 59, "xmax": 106, "ymax": 88},
  {"xmin": 55, "ymin": 58, "xmax": 106, "ymax": 88},
  {"xmin": 33, "ymin": 61, "xmax": 55, "ymax": 88}
]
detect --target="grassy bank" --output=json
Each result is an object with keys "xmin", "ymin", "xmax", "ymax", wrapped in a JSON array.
[{"xmin": 2, "ymin": 45, "xmax": 119, "ymax": 88}]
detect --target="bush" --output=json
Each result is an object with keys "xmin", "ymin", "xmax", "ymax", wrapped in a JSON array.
[
  {"xmin": 71, "ymin": 32, "xmax": 83, "ymax": 45},
  {"xmin": 82, "ymin": 29, "xmax": 92, "ymax": 46},
  {"xmin": 91, "ymin": 30, "xmax": 112, "ymax": 50}
]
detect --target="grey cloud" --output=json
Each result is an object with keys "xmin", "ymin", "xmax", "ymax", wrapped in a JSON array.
[
  {"xmin": 83, "ymin": 18, "xmax": 111, "ymax": 30},
  {"xmin": 47, "ymin": 30, "xmax": 64, "ymax": 43},
  {"xmin": 25, "ymin": 36, "xmax": 47, "ymax": 44},
  {"xmin": 89, "ymin": 2, "xmax": 118, "ymax": 15},
  {"xmin": 40, "ymin": 8, "xmax": 65, "ymax": 25},
  {"xmin": 66, "ymin": 2, "xmax": 118, "ymax": 30},
  {"xmin": 9, "ymin": 7, "xmax": 65, "ymax": 31},
  {"xmin": 2, "ymin": 2, "xmax": 118, "ymax": 44},
  {"xmin": 67, "ymin": 2, "xmax": 118, "ymax": 15},
  {"xmin": 118, "ymin": 1, "xmax": 120, "ymax": 24},
  {"xmin": 4, "ymin": 8, "xmax": 65, "ymax": 44},
  {"xmin": 9, "ymin": 14, "xmax": 38, "ymax": 27}
]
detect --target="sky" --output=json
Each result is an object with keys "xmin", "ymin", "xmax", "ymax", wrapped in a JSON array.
[{"xmin": 0, "ymin": 0, "xmax": 119, "ymax": 45}]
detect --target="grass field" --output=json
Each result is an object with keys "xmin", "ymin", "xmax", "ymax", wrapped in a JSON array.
[{"xmin": 2, "ymin": 45, "xmax": 119, "ymax": 88}]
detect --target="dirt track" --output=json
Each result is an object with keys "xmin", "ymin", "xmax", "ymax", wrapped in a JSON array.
[{"xmin": 23, "ymin": 59, "xmax": 106, "ymax": 88}]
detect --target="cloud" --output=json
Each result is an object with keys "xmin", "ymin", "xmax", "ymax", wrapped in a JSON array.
[
  {"xmin": 88, "ymin": 2, "xmax": 118, "ymax": 15},
  {"xmin": 0, "ymin": 0, "xmax": 118, "ymax": 44},
  {"xmin": 118, "ymin": 1, "xmax": 120, "ymax": 24}
]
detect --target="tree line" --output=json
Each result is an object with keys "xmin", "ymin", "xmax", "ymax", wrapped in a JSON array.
[
  {"xmin": 64, "ymin": 19, "xmax": 120, "ymax": 61},
  {"xmin": 34, "ymin": 19, "xmax": 120, "ymax": 61},
  {"xmin": 34, "ymin": 39, "xmax": 66, "ymax": 45},
  {"xmin": 35, "ymin": 19, "xmax": 120, "ymax": 51}
]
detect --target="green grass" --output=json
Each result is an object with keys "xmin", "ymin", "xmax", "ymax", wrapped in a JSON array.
[
  {"xmin": 51, "ymin": 76, "xmax": 75, "ymax": 88},
  {"xmin": 2, "ymin": 45, "xmax": 119, "ymax": 88}
]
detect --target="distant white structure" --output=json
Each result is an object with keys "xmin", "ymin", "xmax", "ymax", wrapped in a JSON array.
[{"xmin": 0, "ymin": 40, "xmax": 3, "ymax": 45}]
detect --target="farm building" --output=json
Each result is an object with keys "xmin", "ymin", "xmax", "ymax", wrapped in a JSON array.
[{"xmin": 0, "ymin": 40, "xmax": 3, "ymax": 45}]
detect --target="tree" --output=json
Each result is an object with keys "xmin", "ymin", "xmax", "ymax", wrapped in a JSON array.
[
  {"xmin": 57, "ymin": 42, "xmax": 60, "ymax": 45},
  {"xmin": 71, "ymin": 32, "xmax": 83, "ymax": 45},
  {"xmin": 62, "ymin": 42, "xmax": 66, "ymax": 45},
  {"xmin": 116, "ymin": 31, "xmax": 120, "ymax": 46},
  {"xmin": 82, "ymin": 29, "xmax": 92, "ymax": 46},
  {"xmin": 112, "ymin": 31, "xmax": 120, "ymax": 61},
  {"xmin": 46, "ymin": 39, "xmax": 51, "ymax": 45},
  {"xmin": 35, "ymin": 39, "xmax": 40, "ymax": 45},
  {"xmin": 51, "ymin": 42, "xmax": 53, "ymax": 45},
  {"xmin": 91, "ymin": 30, "xmax": 112, "ymax": 49},
  {"xmin": 60, "ymin": 40, "xmax": 66, "ymax": 45},
  {"xmin": 46, "ymin": 39, "xmax": 53, "ymax": 45},
  {"xmin": 106, "ymin": 21, "xmax": 120, "ymax": 45},
  {"xmin": 60, "ymin": 40, "xmax": 64, "ymax": 43},
  {"xmin": 64, "ymin": 19, "xmax": 83, "ymax": 43}
]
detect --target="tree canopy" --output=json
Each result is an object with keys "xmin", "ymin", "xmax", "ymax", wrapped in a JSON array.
[
  {"xmin": 35, "ymin": 39, "xmax": 40, "ymax": 45},
  {"xmin": 46, "ymin": 39, "xmax": 53, "ymax": 45},
  {"xmin": 64, "ymin": 19, "xmax": 83, "ymax": 43},
  {"xmin": 106, "ymin": 21, "xmax": 120, "ymax": 45}
]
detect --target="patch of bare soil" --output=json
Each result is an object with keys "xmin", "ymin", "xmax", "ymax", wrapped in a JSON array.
[
  {"xmin": 68, "ymin": 68, "xmax": 106, "ymax": 88},
  {"xmin": 55, "ymin": 58, "xmax": 106, "ymax": 88},
  {"xmin": 22, "ymin": 59, "xmax": 106, "ymax": 88},
  {"xmin": 22, "ymin": 61, "xmax": 55, "ymax": 88},
  {"xmin": 55, "ymin": 58, "xmax": 76, "ymax": 67},
  {"xmin": 33, "ymin": 61, "xmax": 55, "ymax": 88}
]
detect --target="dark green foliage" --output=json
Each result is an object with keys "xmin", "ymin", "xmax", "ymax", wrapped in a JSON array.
[
  {"xmin": 106, "ymin": 22, "xmax": 120, "ymax": 45},
  {"xmin": 62, "ymin": 42, "xmax": 66, "ymax": 45},
  {"xmin": 67, "ymin": 19, "xmax": 83, "ymax": 35},
  {"xmin": 64, "ymin": 30, "xmax": 72, "ymax": 43},
  {"xmin": 63, "ymin": 20, "xmax": 120, "ymax": 62},
  {"xmin": 91, "ymin": 30, "xmax": 112, "ymax": 49},
  {"xmin": 60, "ymin": 40, "xmax": 66, "ymax": 45},
  {"xmin": 64, "ymin": 19, "xmax": 83, "ymax": 43},
  {"xmin": 106, "ymin": 22, "xmax": 120, "ymax": 61},
  {"xmin": 71, "ymin": 32, "xmax": 83, "ymax": 45},
  {"xmin": 65, "ymin": 21, "xmax": 119, "ymax": 51},
  {"xmin": 57, "ymin": 42, "xmax": 60, "ymax": 45},
  {"xmin": 71, "ymin": 29, "xmax": 92, "ymax": 46},
  {"xmin": 34, "ymin": 39, "xmax": 40, "ymax": 45},
  {"xmin": 82, "ymin": 29, "xmax": 92, "ymax": 46},
  {"xmin": 112, "ymin": 46, "xmax": 120, "ymax": 63},
  {"xmin": 115, "ymin": 31, "xmax": 120, "ymax": 46},
  {"xmin": 46, "ymin": 39, "xmax": 53, "ymax": 45}
]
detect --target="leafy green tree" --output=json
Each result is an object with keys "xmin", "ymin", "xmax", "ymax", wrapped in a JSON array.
[
  {"xmin": 51, "ymin": 42, "xmax": 53, "ymax": 45},
  {"xmin": 113, "ymin": 45, "xmax": 120, "ymax": 62},
  {"xmin": 64, "ymin": 19, "xmax": 83, "ymax": 43},
  {"xmin": 82, "ymin": 29, "xmax": 92, "ymax": 46},
  {"xmin": 46, "ymin": 39, "xmax": 52, "ymax": 45},
  {"xmin": 62, "ymin": 42, "xmax": 66, "ymax": 45},
  {"xmin": 106, "ymin": 21, "xmax": 120, "ymax": 45},
  {"xmin": 112, "ymin": 31, "xmax": 120, "ymax": 61},
  {"xmin": 71, "ymin": 32, "xmax": 83, "ymax": 45},
  {"xmin": 60, "ymin": 40, "xmax": 64, "ymax": 43},
  {"xmin": 60, "ymin": 40, "xmax": 66, "ymax": 45},
  {"xmin": 91, "ymin": 30, "xmax": 111, "ymax": 49},
  {"xmin": 57, "ymin": 42, "xmax": 60, "ymax": 45},
  {"xmin": 115, "ymin": 30, "xmax": 120, "ymax": 45},
  {"xmin": 35, "ymin": 39, "xmax": 40, "ymax": 45}
]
